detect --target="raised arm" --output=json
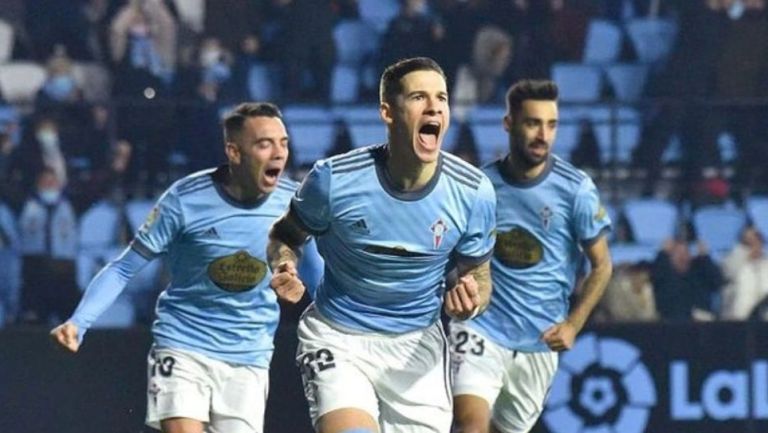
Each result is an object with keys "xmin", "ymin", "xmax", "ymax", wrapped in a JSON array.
[{"xmin": 267, "ymin": 209, "xmax": 312, "ymax": 303}]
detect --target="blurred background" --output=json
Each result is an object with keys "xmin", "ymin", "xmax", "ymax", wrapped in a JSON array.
[{"xmin": 0, "ymin": 0, "xmax": 767, "ymax": 432}]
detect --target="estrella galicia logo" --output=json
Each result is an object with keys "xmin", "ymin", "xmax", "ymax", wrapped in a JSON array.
[{"xmin": 543, "ymin": 333, "xmax": 657, "ymax": 433}]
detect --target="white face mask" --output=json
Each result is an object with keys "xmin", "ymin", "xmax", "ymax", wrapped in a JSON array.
[
  {"xmin": 38, "ymin": 188, "xmax": 61, "ymax": 204},
  {"xmin": 200, "ymin": 49, "xmax": 222, "ymax": 67},
  {"xmin": 728, "ymin": 0, "xmax": 745, "ymax": 19},
  {"xmin": 36, "ymin": 129, "xmax": 60, "ymax": 150}
]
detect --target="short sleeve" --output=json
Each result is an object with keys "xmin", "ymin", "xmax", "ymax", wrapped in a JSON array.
[
  {"xmin": 573, "ymin": 177, "xmax": 611, "ymax": 246},
  {"xmin": 132, "ymin": 188, "xmax": 184, "ymax": 258},
  {"xmin": 290, "ymin": 159, "xmax": 332, "ymax": 235},
  {"xmin": 455, "ymin": 176, "xmax": 497, "ymax": 266}
]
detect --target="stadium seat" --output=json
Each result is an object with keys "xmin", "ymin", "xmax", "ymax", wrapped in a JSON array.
[
  {"xmin": 587, "ymin": 105, "xmax": 641, "ymax": 164},
  {"xmin": 551, "ymin": 63, "xmax": 603, "ymax": 103},
  {"xmin": 334, "ymin": 19, "xmax": 377, "ymax": 67},
  {"xmin": 0, "ymin": 19, "xmax": 13, "ymax": 64},
  {"xmin": 0, "ymin": 62, "xmax": 47, "ymax": 103},
  {"xmin": 72, "ymin": 62, "xmax": 112, "ymax": 102},
  {"xmin": 358, "ymin": 0, "xmax": 400, "ymax": 34},
  {"xmin": 248, "ymin": 63, "xmax": 276, "ymax": 101},
  {"xmin": 78, "ymin": 201, "xmax": 122, "ymax": 252},
  {"xmin": 333, "ymin": 105, "xmax": 384, "ymax": 148},
  {"xmin": 470, "ymin": 123, "xmax": 507, "ymax": 165},
  {"xmin": 605, "ymin": 63, "xmax": 649, "ymax": 102},
  {"xmin": 693, "ymin": 205, "xmax": 748, "ymax": 260},
  {"xmin": 623, "ymin": 198, "xmax": 678, "ymax": 247},
  {"xmin": 610, "ymin": 243, "xmax": 657, "ymax": 265},
  {"xmin": 283, "ymin": 105, "xmax": 336, "ymax": 166},
  {"xmin": 330, "ymin": 65, "xmax": 360, "ymax": 104},
  {"xmin": 553, "ymin": 106, "xmax": 589, "ymax": 161},
  {"xmin": 747, "ymin": 196, "xmax": 768, "ymax": 236},
  {"xmin": 625, "ymin": 18, "xmax": 678, "ymax": 64},
  {"xmin": 583, "ymin": 19, "xmax": 623, "ymax": 64}
]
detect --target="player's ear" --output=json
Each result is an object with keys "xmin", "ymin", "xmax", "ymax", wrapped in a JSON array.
[
  {"xmin": 503, "ymin": 114, "xmax": 513, "ymax": 132},
  {"xmin": 225, "ymin": 140, "xmax": 241, "ymax": 164},
  {"xmin": 380, "ymin": 101, "xmax": 394, "ymax": 126}
]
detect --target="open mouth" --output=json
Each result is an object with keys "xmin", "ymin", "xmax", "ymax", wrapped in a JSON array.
[
  {"xmin": 264, "ymin": 168, "xmax": 281, "ymax": 180},
  {"xmin": 418, "ymin": 122, "xmax": 441, "ymax": 148}
]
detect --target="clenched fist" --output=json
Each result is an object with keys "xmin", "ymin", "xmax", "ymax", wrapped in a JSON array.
[
  {"xmin": 444, "ymin": 275, "xmax": 481, "ymax": 320},
  {"xmin": 50, "ymin": 321, "xmax": 81, "ymax": 353},
  {"xmin": 270, "ymin": 261, "xmax": 305, "ymax": 303}
]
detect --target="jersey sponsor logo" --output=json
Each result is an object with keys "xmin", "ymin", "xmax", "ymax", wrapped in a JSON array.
[
  {"xmin": 207, "ymin": 250, "xmax": 267, "ymax": 292},
  {"xmin": 494, "ymin": 227, "xmax": 543, "ymax": 268},
  {"xmin": 139, "ymin": 206, "xmax": 160, "ymax": 234},
  {"xmin": 543, "ymin": 334, "xmax": 656, "ymax": 433},
  {"xmin": 430, "ymin": 218, "xmax": 449, "ymax": 249}
]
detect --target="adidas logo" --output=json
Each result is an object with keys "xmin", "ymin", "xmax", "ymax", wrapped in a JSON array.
[
  {"xmin": 203, "ymin": 227, "xmax": 220, "ymax": 238},
  {"xmin": 350, "ymin": 219, "xmax": 369, "ymax": 235}
]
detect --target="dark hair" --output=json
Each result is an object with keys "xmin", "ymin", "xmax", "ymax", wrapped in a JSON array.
[
  {"xmin": 379, "ymin": 57, "xmax": 446, "ymax": 104},
  {"xmin": 222, "ymin": 102, "xmax": 283, "ymax": 142},
  {"xmin": 505, "ymin": 79, "xmax": 558, "ymax": 115}
]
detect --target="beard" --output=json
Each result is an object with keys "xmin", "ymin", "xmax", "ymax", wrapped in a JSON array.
[{"xmin": 511, "ymin": 138, "xmax": 548, "ymax": 168}]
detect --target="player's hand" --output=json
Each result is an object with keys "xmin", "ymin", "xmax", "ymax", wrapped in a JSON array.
[
  {"xmin": 444, "ymin": 275, "xmax": 481, "ymax": 320},
  {"xmin": 541, "ymin": 321, "xmax": 577, "ymax": 351},
  {"xmin": 50, "ymin": 321, "xmax": 80, "ymax": 353},
  {"xmin": 270, "ymin": 261, "xmax": 305, "ymax": 304}
]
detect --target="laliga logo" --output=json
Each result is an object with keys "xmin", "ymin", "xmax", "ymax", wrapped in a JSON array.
[{"xmin": 543, "ymin": 334, "xmax": 657, "ymax": 433}]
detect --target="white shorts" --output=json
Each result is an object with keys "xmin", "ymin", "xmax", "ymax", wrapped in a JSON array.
[
  {"xmin": 450, "ymin": 321, "xmax": 558, "ymax": 433},
  {"xmin": 297, "ymin": 306, "xmax": 452, "ymax": 433},
  {"xmin": 146, "ymin": 346, "xmax": 269, "ymax": 433}
]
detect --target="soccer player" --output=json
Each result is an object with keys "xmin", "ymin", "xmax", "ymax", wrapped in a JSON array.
[
  {"xmin": 267, "ymin": 57, "xmax": 497, "ymax": 433},
  {"xmin": 450, "ymin": 79, "xmax": 613, "ymax": 433},
  {"xmin": 50, "ymin": 102, "xmax": 321, "ymax": 433}
]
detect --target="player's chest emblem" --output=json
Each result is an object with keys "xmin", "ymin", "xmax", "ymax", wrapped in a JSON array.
[
  {"xmin": 430, "ymin": 218, "xmax": 449, "ymax": 249},
  {"xmin": 207, "ymin": 250, "xmax": 267, "ymax": 292},
  {"xmin": 540, "ymin": 206, "xmax": 553, "ymax": 231}
]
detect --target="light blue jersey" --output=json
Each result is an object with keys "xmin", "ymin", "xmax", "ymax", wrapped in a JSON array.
[
  {"xmin": 292, "ymin": 144, "xmax": 496, "ymax": 334},
  {"xmin": 130, "ymin": 166, "xmax": 303, "ymax": 367},
  {"xmin": 469, "ymin": 156, "xmax": 611, "ymax": 352}
]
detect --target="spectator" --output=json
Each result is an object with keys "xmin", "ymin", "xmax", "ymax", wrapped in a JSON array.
[
  {"xmin": 0, "ymin": 199, "xmax": 21, "ymax": 324},
  {"xmin": 651, "ymin": 238, "xmax": 724, "ymax": 320},
  {"xmin": 18, "ymin": 167, "xmax": 79, "ymax": 325},
  {"xmin": 8, "ymin": 116, "xmax": 68, "ymax": 197},
  {"xmin": 721, "ymin": 226, "xmax": 768, "ymax": 319},
  {"xmin": 595, "ymin": 262, "xmax": 658, "ymax": 322},
  {"xmin": 378, "ymin": 0, "xmax": 446, "ymax": 79},
  {"xmin": 36, "ymin": 46, "xmax": 84, "ymax": 105}
]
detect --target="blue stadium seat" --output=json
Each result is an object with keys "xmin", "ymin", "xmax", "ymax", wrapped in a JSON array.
[
  {"xmin": 610, "ymin": 243, "xmax": 657, "ymax": 265},
  {"xmin": 625, "ymin": 18, "xmax": 678, "ymax": 64},
  {"xmin": 469, "ymin": 123, "xmax": 507, "ymax": 165},
  {"xmin": 282, "ymin": 105, "xmax": 336, "ymax": 166},
  {"xmin": 583, "ymin": 20, "xmax": 623, "ymax": 64},
  {"xmin": 333, "ymin": 19, "xmax": 377, "ymax": 67},
  {"xmin": 605, "ymin": 63, "xmax": 649, "ymax": 102},
  {"xmin": 587, "ymin": 105, "xmax": 641, "ymax": 164},
  {"xmin": 551, "ymin": 63, "xmax": 603, "ymax": 103},
  {"xmin": 623, "ymin": 198, "xmax": 678, "ymax": 247},
  {"xmin": 248, "ymin": 63, "xmax": 276, "ymax": 101},
  {"xmin": 330, "ymin": 65, "xmax": 360, "ymax": 104},
  {"xmin": 79, "ymin": 201, "xmax": 122, "ymax": 252},
  {"xmin": 747, "ymin": 196, "xmax": 768, "ymax": 236},
  {"xmin": 693, "ymin": 205, "xmax": 748, "ymax": 260},
  {"xmin": 358, "ymin": 0, "xmax": 400, "ymax": 34}
]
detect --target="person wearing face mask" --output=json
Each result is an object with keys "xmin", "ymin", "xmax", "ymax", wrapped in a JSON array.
[
  {"xmin": 18, "ymin": 167, "xmax": 79, "ymax": 325},
  {"xmin": 37, "ymin": 48, "xmax": 83, "ymax": 104},
  {"xmin": 6, "ymin": 117, "xmax": 68, "ymax": 200}
]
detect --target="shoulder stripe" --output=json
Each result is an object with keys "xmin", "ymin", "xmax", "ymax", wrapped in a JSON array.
[
  {"xmin": 178, "ymin": 181, "xmax": 214, "ymax": 197},
  {"xmin": 552, "ymin": 166, "xmax": 583, "ymax": 183},
  {"xmin": 443, "ymin": 153, "xmax": 484, "ymax": 180},
  {"xmin": 333, "ymin": 152, "xmax": 373, "ymax": 169},
  {"xmin": 277, "ymin": 177, "xmax": 300, "ymax": 189},
  {"xmin": 177, "ymin": 175, "xmax": 211, "ymax": 193},
  {"xmin": 332, "ymin": 160, "xmax": 375, "ymax": 174},
  {"xmin": 553, "ymin": 157, "xmax": 585, "ymax": 179},
  {"xmin": 443, "ymin": 159, "xmax": 482, "ymax": 183},
  {"xmin": 443, "ymin": 163, "xmax": 481, "ymax": 188},
  {"xmin": 444, "ymin": 168, "xmax": 480, "ymax": 189}
]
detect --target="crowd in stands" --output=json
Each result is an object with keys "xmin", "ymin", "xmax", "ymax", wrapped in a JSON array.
[{"xmin": 0, "ymin": 0, "xmax": 766, "ymax": 327}]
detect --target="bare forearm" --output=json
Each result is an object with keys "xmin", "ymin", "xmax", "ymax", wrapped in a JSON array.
[
  {"xmin": 267, "ymin": 239, "xmax": 300, "ymax": 271},
  {"xmin": 464, "ymin": 261, "xmax": 492, "ymax": 311},
  {"xmin": 267, "ymin": 213, "xmax": 309, "ymax": 271},
  {"xmin": 567, "ymin": 262, "xmax": 612, "ymax": 332}
]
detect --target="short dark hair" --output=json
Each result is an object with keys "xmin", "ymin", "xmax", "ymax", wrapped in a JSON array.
[
  {"xmin": 505, "ymin": 79, "xmax": 558, "ymax": 115},
  {"xmin": 222, "ymin": 102, "xmax": 283, "ymax": 142},
  {"xmin": 379, "ymin": 57, "xmax": 447, "ymax": 104}
]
